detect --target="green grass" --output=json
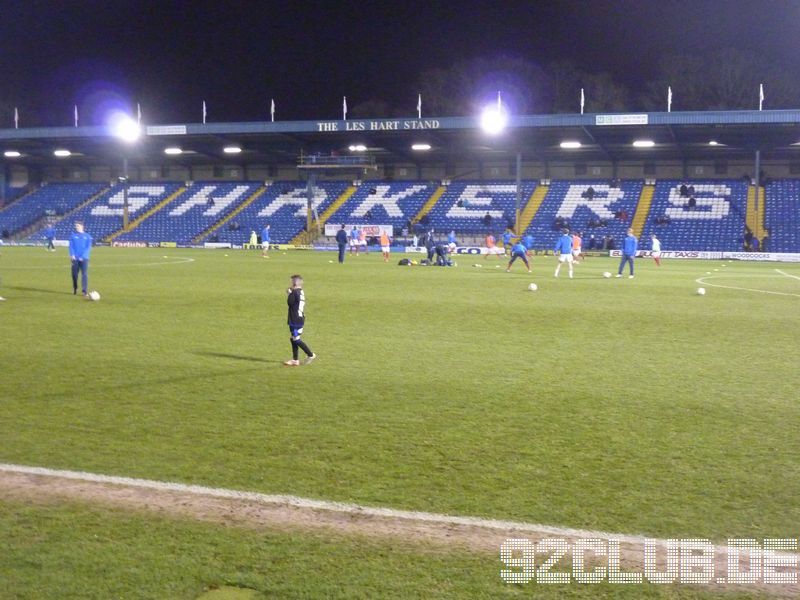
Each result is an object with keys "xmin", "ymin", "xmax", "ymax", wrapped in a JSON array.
[
  {"xmin": 1, "ymin": 246, "xmax": 799, "ymax": 544},
  {"xmin": 0, "ymin": 498, "xmax": 769, "ymax": 599}
]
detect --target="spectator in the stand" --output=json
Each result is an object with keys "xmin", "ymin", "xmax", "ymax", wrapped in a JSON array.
[
  {"xmin": 583, "ymin": 186, "xmax": 595, "ymax": 199},
  {"xmin": 752, "ymin": 237, "xmax": 760, "ymax": 252},
  {"xmin": 587, "ymin": 234, "xmax": 596, "ymax": 250},
  {"xmin": 606, "ymin": 236, "xmax": 616, "ymax": 250},
  {"xmin": 483, "ymin": 212, "xmax": 492, "ymax": 229},
  {"xmin": 207, "ymin": 195, "xmax": 215, "ymax": 207},
  {"xmin": 456, "ymin": 199, "xmax": 463, "ymax": 208},
  {"xmin": 335, "ymin": 224, "xmax": 348, "ymax": 263},
  {"xmin": 761, "ymin": 233, "xmax": 769, "ymax": 252},
  {"xmin": 620, "ymin": 210, "xmax": 628, "ymax": 222},
  {"xmin": 364, "ymin": 208, "xmax": 374, "ymax": 221},
  {"xmin": 687, "ymin": 196, "xmax": 696, "ymax": 210},
  {"xmin": 743, "ymin": 228, "xmax": 753, "ymax": 251},
  {"xmin": 688, "ymin": 184, "xmax": 696, "ymax": 196},
  {"xmin": 679, "ymin": 184, "xmax": 689, "ymax": 197}
]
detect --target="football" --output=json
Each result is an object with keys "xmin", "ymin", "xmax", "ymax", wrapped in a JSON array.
[
  {"xmin": 603, "ymin": 271, "xmax": 612, "ymax": 278},
  {"xmin": 88, "ymin": 290, "xmax": 101, "ymax": 301},
  {"xmin": 697, "ymin": 287, "xmax": 706, "ymax": 296},
  {"xmin": 528, "ymin": 283, "xmax": 538, "ymax": 291}
]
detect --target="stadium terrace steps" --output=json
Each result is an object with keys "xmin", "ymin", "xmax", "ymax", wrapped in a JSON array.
[
  {"xmin": 192, "ymin": 185, "xmax": 267, "ymax": 244},
  {"xmin": 515, "ymin": 184, "xmax": 548, "ymax": 235},
  {"xmin": 746, "ymin": 185, "xmax": 768, "ymax": 240},
  {"xmin": 104, "ymin": 186, "xmax": 188, "ymax": 242},
  {"xmin": 0, "ymin": 186, "xmax": 39, "ymax": 214},
  {"xmin": 23, "ymin": 184, "xmax": 113, "ymax": 239},
  {"xmin": 412, "ymin": 185, "xmax": 446, "ymax": 224},
  {"xmin": 289, "ymin": 185, "xmax": 357, "ymax": 245},
  {"xmin": 631, "ymin": 184, "xmax": 655, "ymax": 238}
]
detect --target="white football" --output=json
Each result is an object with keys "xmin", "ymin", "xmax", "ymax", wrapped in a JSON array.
[
  {"xmin": 697, "ymin": 287, "xmax": 706, "ymax": 296},
  {"xmin": 88, "ymin": 290, "xmax": 101, "ymax": 301},
  {"xmin": 603, "ymin": 271, "xmax": 612, "ymax": 278},
  {"xmin": 528, "ymin": 283, "xmax": 538, "ymax": 291}
]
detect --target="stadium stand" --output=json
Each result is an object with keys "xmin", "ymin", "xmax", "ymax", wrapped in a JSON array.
[
  {"xmin": 323, "ymin": 182, "xmax": 438, "ymax": 231},
  {"xmin": 115, "ymin": 182, "xmax": 261, "ymax": 244},
  {"xmin": 765, "ymin": 180, "xmax": 800, "ymax": 252},
  {"xmin": 639, "ymin": 180, "xmax": 749, "ymax": 251},
  {"xmin": 524, "ymin": 180, "xmax": 643, "ymax": 249},
  {"xmin": 0, "ymin": 183, "xmax": 107, "ymax": 237},
  {"xmin": 44, "ymin": 183, "xmax": 184, "ymax": 242},
  {"xmin": 425, "ymin": 181, "xmax": 537, "ymax": 235},
  {"xmin": 204, "ymin": 181, "xmax": 350, "ymax": 245}
]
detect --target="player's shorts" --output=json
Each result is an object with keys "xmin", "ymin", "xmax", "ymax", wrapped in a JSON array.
[
  {"xmin": 289, "ymin": 324, "xmax": 304, "ymax": 339},
  {"xmin": 487, "ymin": 246, "xmax": 504, "ymax": 255},
  {"xmin": 572, "ymin": 249, "xmax": 582, "ymax": 257},
  {"xmin": 447, "ymin": 242, "xmax": 457, "ymax": 253},
  {"xmin": 349, "ymin": 239, "xmax": 358, "ymax": 247},
  {"xmin": 558, "ymin": 253, "xmax": 574, "ymax": 263},
  {"xmin": 359, "ymin": 240, "xmax": 367, "ymax": 247},
  {"xmin": 381, "ymin": 245, "xmax": 390, "ymax": 253},
  {"xmin": 651, "ymin": 251, "xmax": 661, "ymax": 258}
]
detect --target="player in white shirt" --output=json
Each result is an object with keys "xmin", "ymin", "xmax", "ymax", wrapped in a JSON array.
[{"xmin": 651, "ymin": 233, "xmax": 662, "ymax": 267}]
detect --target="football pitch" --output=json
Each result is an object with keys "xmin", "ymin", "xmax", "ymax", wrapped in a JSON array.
[{"xmin": 1, "ymin": 246, "xmax": 799, "ymax": 599}]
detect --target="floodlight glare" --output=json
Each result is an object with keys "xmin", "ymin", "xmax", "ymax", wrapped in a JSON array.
[
  {"xmin": 110, "ymin": 114, "xmax": 141, "ymax": 143},
  {"xmin": 223, "ymin": 146, "xmax": 242, "ymax": 154},
  {"xmin": 708, "ymin": 140, "xmax": 720, "ymax": 146},
  {"xmin": 164, "ymin": 147, "xmax": 183, "ymax": 155},
  {"xmin": 54, "ymin": 149, "xmax": 72, "ymax": 157},
  {"xmin": 480, "ymin": 105, "xmax": 508, "ymax": 135},
  {"xmin": 632, "ymin": 140, "xmax": 655, "ymax": 148},
  {"xmin": 3, "ymin": 150, "xmax": 21, "ymax": 158},
  {"xmin": 560, "ymin": 141, "xmax": 582, "ymax": 149},
  {"xmin": 348, "ymin": 144, "xmax": 367, "ymax": 152},
  {"xmin": 411, "ymin": 143, "xmax": 431, "ymax": 151}
]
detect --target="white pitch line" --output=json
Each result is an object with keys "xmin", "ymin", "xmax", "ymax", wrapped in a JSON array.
[
  {"xmin": 1, "ymin": 461, "xmax": 796, "ymax": 561},
  {"xmin": 0, "ymin": 257, "xmax": 195, "ymax": 270},
  {"xmin": 695, "ymin": 276, "xmax": 800, "ymax": 299},
  {"xmin": 776, "ymin": 269, "xmax": 800, "ymax": 282}
]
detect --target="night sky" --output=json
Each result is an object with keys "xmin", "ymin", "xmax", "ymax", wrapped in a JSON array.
[{"xmin": 1, "ymin": 0, "xmax": 798, "ymax": 125}]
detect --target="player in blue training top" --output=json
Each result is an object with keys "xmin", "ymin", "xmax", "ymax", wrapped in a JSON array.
[
  {"xmin": 68, "ymin": 221, "xmax": 92, "ymax": 296},
  {"xmin": 44, "ymin": 224, "xmax": 56, "ymax": 251},
  {"xmin": 260, "ymin": 224, "xmax": 270, "ymax": 258},
  {"xmin": 349, "ymin": 225, "xmax": 360, "ymax": 256},
  {"xmin": 522, "ymin": 233, "xmax": 534, "ymax": 254},
  {"xmin": 616, "ymin": 228, "xmax": 638, "ymax": 278},
  {"xmin": 506, "ymin": 240, "xmax": 531, "ymax": 273},
  {"xmin": 553, "ymin": 229, "xmax": 574, "ymax": 279},
  {"xmin": 284, "ymin": 274, "xmax": 316, "ymax": 366},
  {"xmin": 502, "ymin": 228, "xmax": 514, "ymax": 255}
]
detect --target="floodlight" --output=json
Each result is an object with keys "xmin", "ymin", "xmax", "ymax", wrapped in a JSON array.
[
  {"xmin": 223, "ymin": 146, "xmax": 242, "ymax": 154},
  {"xmin": 411, "ymin": 143, "xmax": 431, "ymax": 151},
  {"xmin": 348, "ymin": 144, "xmax": 367, "ymax": 152},
  {"xmin": 560, "ymin": 141, "xmax": 582, "ymax": 149},
  {"xmin": 54, "ymin": 149, "xmax": 72, "ymax": 157},
  {"xmin": 3, "ymin": 150, "xmax": 21, "ymax": 158},
  {"xmin": 164, "ymin": 147, "xmax": 183, "ymax": 155},
  {"xmin": 708, "ymin": 140, "xmax": 720, "ymax": 146},
  {"xmin": 632, "ymin": 140, "xmax": 655, "ymax": 148},
  {"xmin": 110, "ymin": 114, "xmax": 141, "ymax": 143},
  {"xmin": 480, "ymin": 105, "xmax": 508, "ymax": 135}
]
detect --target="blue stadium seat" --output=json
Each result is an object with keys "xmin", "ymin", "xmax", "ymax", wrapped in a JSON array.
[
  {"xmin": 0, "ymin": 183, "xmax": 106, "ymax": 236},
  {"xmin": 525, "ymin": 180, "xmax": 643, "ymax": 250},
  {"xmin": 765, "ymin": 181, "xmax": 800, "ymax": 252},
  {"xmin": 323, "ymin": 181, "xmax": 437, "ymax": 231},
  {"xmin": 640, "ymin": 180, "xmax": 748, "ymax": 251}
]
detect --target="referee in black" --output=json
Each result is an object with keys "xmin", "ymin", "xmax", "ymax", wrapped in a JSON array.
[{"xmin": 335, "ymin": 224, "xmax": 348, "ymax": 263}]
